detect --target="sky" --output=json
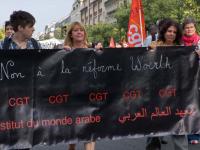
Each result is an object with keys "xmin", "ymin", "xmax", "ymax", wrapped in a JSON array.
[{"xmin": 0, "ymin": 0, "xmax": 74, "ymax": 33}]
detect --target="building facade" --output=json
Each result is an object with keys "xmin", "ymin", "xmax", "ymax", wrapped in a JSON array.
[
  {"xmin": 70, "ymin": 0, "xmax": 83, "ymax": 23},
  {"xmin": 104, "ymin": 0, "xmax": 130, "ymax": 23},
  {"xmin": 80, "ymin": 0, "xmax": 105, "ymax": 25},
  {"xmin": 44, "ymin": 21, "xmax": 56, "ymax": 38},
  {"xmin": 55, "ymin": 15, "xmax": 71, "ymax": 29},
  {"xmin": 71, "ymin": 0, "xmax": 131, "ymax": 25}
]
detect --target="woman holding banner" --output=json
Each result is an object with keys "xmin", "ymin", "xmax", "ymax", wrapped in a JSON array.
[
  {"xmin": 182, "ymin": 17, "xmax": 200, "ymax": 145},
  {"xmin": 64, "ymin": 21, "xmax": 95, "ymax": 150},
  {"xmin": 182, "ymin": 18, "xmax": 200, "ymax": 59},
  {"xmin": 182, "ymin": 18, "xmax": 200, "ymax": 47},
  {"xmin": 149, "ymin": 19, "xmax": 182, "ymax": 49},
  {"xmin": 64, "ymin": 22, "xmax": 88, "ymax": 50},
  {"xmin": 146, "ymin": 19, "xmax": 190, "ymax": 150}
]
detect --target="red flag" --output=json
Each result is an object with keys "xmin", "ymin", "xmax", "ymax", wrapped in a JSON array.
[
  {"xmin": 127, "ymin": 0, "xmax": 146, "ymax": 47},
  {"xmin": 109, "ymin": 37, "xmax": 115, "ymax": 48}
]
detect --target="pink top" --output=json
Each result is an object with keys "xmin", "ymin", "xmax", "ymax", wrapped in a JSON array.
[{"xmin": 182, "ymin": 33, "xmax": 200, "ymax": 46}]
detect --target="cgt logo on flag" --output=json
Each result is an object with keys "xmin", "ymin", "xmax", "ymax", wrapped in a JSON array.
[
  {"xmin": 128, "ymin": 24, "xmax": 143, "ymax": 47},
  {"xmin": 127, "ymin": 0, "xmax": 146, "ymax": 47}
]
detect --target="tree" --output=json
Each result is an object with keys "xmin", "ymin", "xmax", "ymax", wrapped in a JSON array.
[
  {"xmin": 0, "ymin": 28, "xmax": 5, "ymax": 40},
  {"xmin": 114, "ymin": 0, "xmax": 200, "ymax": 33},
  {"xmin": 143, "ymin": 0, "xmax": 177, "ymax": 27},
  {"xmin": 142, "ymin": 0, "xmax": 200, "ymax": 31},
  {"xmin": 174, "ymin": 0, "xmax": 200, "ymax": 31},
  {"xmin": 86, "ymin": 23, "xmax": 119, "ymax": 47},
  {"xmin": 43, "ymin": 34, "xmax": 50, "ymax": 40},
  {"xmin": 114, "ymin": 3, "xmax": 130, "ymax": 38},
  {"xmin": 54, "ymin": 27, "xmax": 62, "ymax": 39}
]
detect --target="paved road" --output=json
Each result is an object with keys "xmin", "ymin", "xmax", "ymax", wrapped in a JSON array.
[{"xmin": 33, "ymin": 136, "xmax": 200, "ymax": 150}]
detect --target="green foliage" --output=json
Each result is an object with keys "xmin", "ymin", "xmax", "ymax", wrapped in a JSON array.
[
  {"xmin": 43, "ymin": 34, "xmax": 50, "ymax": 40},
  {"xmin": 114, "ymin": 4, "xmax": 130, "ymax": 36},
  {"xmin": 0, "ymin": 28, "xmax": 5, "ymax": 40},
  {"xmin": 142, "ymin": 0, "xmax": 200, "ymax": 31},
  {"xmin": 177, "ymin": 0, "xmax": 200, "ymax": 32},
  {"xmin": 86, "ymin": 23, "xmax": 120, "ymax": 47},
  {"xmin": 61, "ymin": 25, "xmax": 69, "ymax": 39},
  {"xmin": 54, "ymin": 27, "xmax": 62, "ymax": 39},
  {"xmin": 142, "ymin": 0, "xmax": 177, "ymax": 26}
]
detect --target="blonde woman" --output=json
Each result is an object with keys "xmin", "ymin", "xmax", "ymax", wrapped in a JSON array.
[
  {"xmin": 64, "ymin": 21, "xmax": 88, "ymax": 50},
  {"xmin": 64, "ymin": 22, "xmax": 95, "ymax": 150}
]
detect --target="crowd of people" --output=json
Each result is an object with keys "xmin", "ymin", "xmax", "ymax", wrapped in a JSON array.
[
  {"xmin": 146, "ymin": 18, "xmax": 200, "ymax": 150},
  {"xmin": 0, "ymin": 10, "xmax": 200, "ymax": 150}
]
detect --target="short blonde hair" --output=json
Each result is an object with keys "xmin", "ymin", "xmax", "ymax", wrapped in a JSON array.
[{"xmin": 64, "ymin": 22, "xmax": 88, "ymax": 48}]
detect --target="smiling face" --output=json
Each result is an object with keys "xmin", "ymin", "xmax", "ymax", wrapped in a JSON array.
[
  {"xmin": 184, "ymin": 23, "xmax": 196, "ymax": 37},
  {"xmin": 71, "ymin": 25, "xmax": 85, "ymax": 43},
  {"xmin": 164, "ymin": 26, "xmax": 177, "ymax": 44}
]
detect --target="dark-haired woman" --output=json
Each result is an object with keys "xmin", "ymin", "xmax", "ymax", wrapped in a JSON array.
[{"xmin": 146, "ymin": 19, "xmax": 189, "ymax": 150}]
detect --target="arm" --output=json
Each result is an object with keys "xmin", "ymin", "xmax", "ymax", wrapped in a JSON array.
[
  {"xmin": 148, "ymin": 41, "xmax": 158, "ymax": 51},
  {"xmin": 196, "ymin": 40, "xmax": 200, "ymax": 57},
  {"xmin": 0, "ymin": 41, "xmax": 3, "ymax": 49}
]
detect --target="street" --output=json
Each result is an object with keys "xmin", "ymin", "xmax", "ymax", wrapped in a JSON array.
[{"xmin": 33, "ymin": 136, "xmax": 200, "ymax": 150}]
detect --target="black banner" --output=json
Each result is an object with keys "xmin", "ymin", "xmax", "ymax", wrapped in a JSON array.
[{"xmin": 0, "ymin": 47, "xmax": 200, "ymax": 148}]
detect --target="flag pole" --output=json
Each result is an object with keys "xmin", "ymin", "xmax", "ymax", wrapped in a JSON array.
[{"xmin": 138, "ymin": 0, "xmax": 144, "ymax": 45}]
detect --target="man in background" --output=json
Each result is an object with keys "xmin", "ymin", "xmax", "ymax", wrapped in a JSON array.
[{"xmin": 4, "ymin": 20, "xmax": 14, "ymax": 37}]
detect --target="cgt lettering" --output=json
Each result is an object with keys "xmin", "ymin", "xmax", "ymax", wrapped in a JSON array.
[
  {"xmin": 89, "ymin": 92, "xmax": 108, "ymax": 102},
  {"xmin": 9, "ymin": 96, "xmax": 29, "ymax": 107},
  {"xmin": 123, "ymin": 90, "xmax": 141, "ymax": 101},
  {"xmin": 48, "ymin": 94, "xmax": 69, "ymax": 104},
  {"xmin": 159, "ymin": 88, "xmax": 176, "ymax": 98}
]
